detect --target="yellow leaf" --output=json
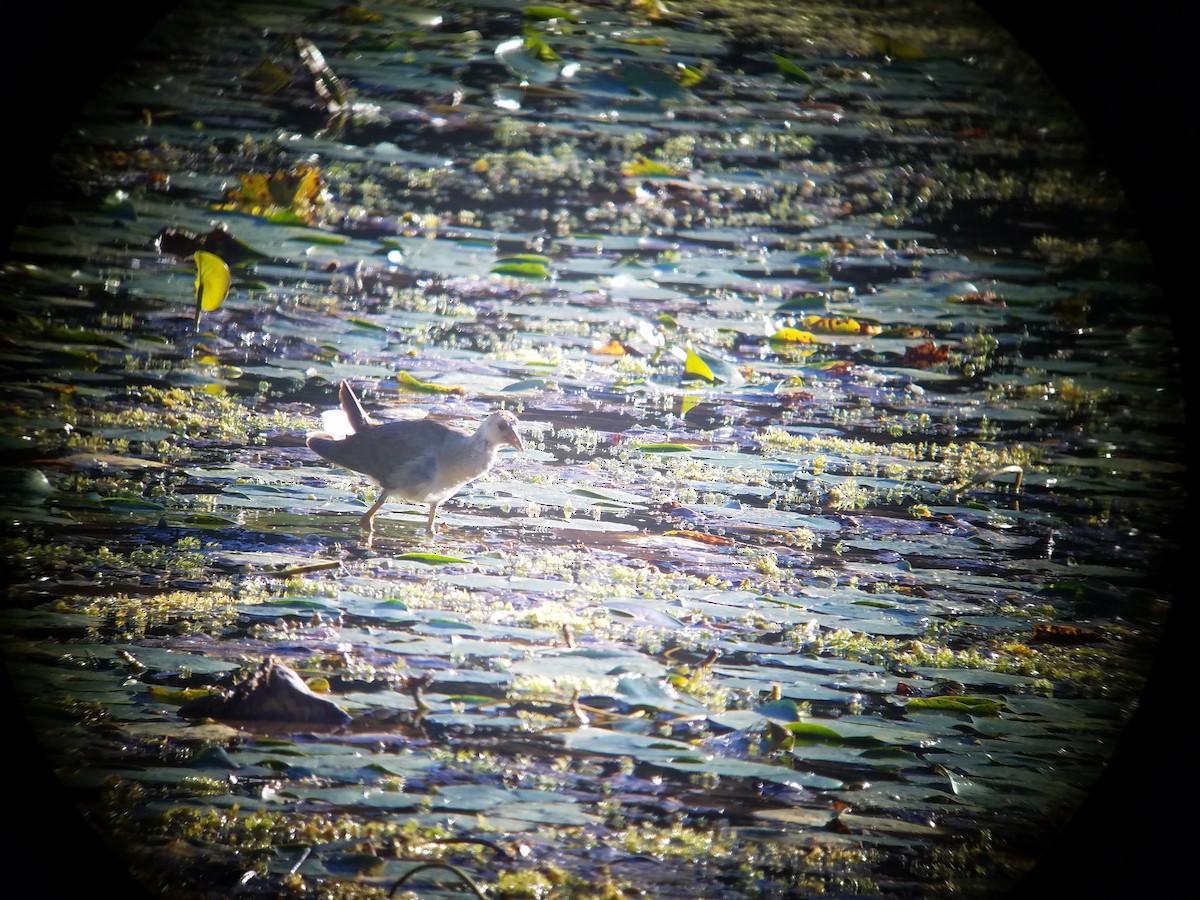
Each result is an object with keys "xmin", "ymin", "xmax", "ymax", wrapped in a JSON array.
[
  {"xmin": 194, "ymin": 251, "xmax": 230, "ymax": 329},
  {"xmin": 675, "ymin": 62, "xmax": 706, "ymax": 87},
  {"xmin": 146, "ymin": 685, "xmax": 217, "ymax": 705},
  {"xmin": 621, "ymin": 155, "xmax": 681, "ymax": 178},
  {"xmin": 769, "ymin": 328, "xmax": 818, "ymax": 344},
  {"xmin": 684, "ymin": 347, "xmax": 715, "ymax": 382},
  {"xmin": 253, "ymin": 59, "xmax": 294, "ymax": 94},
  {"xmin": 396, "ymin": 370, "xmax": 466, "ymax": 395},
  {"xmin": 870, "ymin": 32, "xmax": 924, "ymax": 59},
  {"xmin": 524, "ymin": 34, "xmax": 563, "ymax": 62},
  {"xmin": 799, "ymin": 314, "xmax": 881, "ymax": 335},
  {"xmin": 195, "ymin": 252, "xmax": 230, "ymax": 311}
]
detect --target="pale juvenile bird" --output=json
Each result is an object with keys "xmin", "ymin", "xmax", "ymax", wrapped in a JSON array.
[{"xmin": 306, "ymin": 380, "xmax": 523, "ymax": 536}]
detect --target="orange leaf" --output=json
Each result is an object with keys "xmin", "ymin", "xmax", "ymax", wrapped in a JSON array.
[
  {"xmin": 901, "ymin": 341, "xmax": 949, "ymax": 368},
  {"xmin": 593, "ymin": 339, "xmax": 627, "ymax": 356},
  {"xmin": 223, "ymin": 164, "xmax": 325, "ymax": 221},
  {"xmin": 664, "ymin": 529, "xmax": 735, "ymax": 546},
  {"xmin": 1029, "ymin": 624, "xmax": 1107, "ymax": 645}
]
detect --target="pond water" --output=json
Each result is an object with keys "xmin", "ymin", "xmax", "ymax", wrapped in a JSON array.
[{"xmin": 0, "ymin": 1, "xmax": 1188, "ymax": 897}]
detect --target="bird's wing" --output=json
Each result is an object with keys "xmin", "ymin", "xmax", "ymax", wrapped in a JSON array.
[
  {"xmin": 371, "ymin": 419, "xmax": 460, "ymax": 456},
  {"xmin": 368, "ymin": 420, "xmax": 462, "ymax": 498},
  {"xmin": 308, "ymin": 419, "xmax": 469, "ymax": 502}
]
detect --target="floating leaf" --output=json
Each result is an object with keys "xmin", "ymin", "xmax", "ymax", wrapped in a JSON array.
[
  {"xmin": 326, "ymin": 5, "xmax": 381, "ymax": 24},
  {"xmin": 905, "ymin": 696, "xmax": 1007, "ymax": 716},
  {"xmin": 146, "ymin": 686, "xmax": 217, "ymax": 705},
  {"xmin": 755, "ymin": 698, "xmax": 803, "ymax": 722},
  {"xmin": 268, "ymin": 209, "xmax": 310, "ymax": 226},
  {"xmin": 523, "ymin": 5, "xmax": 580, "ymax": 22},
  {"xmin": 395, "ymin": 370, "xmax": 467, "ymax": 395},
  {"xmin": 1029, "ymin": 623, "xmax": 1107, "ymax": 645},
  {"xmin": 491, "ymin": 261, "xmax": 552, "ymax": 279},
  {"xmin": 252, "ymin": 58, "xmax": 293, "ymax": 94},
  {"xmin": 219, "ymin": 164, "xmax": 325, "ymax": 221},
  {"xmin": 346, "ymin": 316, "xmax": 388, "ymax": 331},
  {"xmin": 45, "ymin": 327, "xmax": 124, "ymax": 347},
  {"xmin": 769, "ymin": 328, "xmax": 819, "ymax": 344},
  {"xmin": 639, "ymin": 443, "xmax": 693, "ymax": 453},
  {"xmin": 622, "ymin": 155, "xmax": 683, "ymax": 178},
  {"xmin": 495, "ymin": 35, "xmax": 572, "ymax": 83},
  {"xmin": 496, "ymin": 252, "xmax": 553, "ymax": 266},
  {"xmin": 395, "ymin": 552, "xmax": 471, "ymax": 566},
  {"xmin": 287, "ymin": 232, "xmax": 346, "ymax": 246},
  {"xmin": 47, "ymin": 452, "xmax": 170, "ymax": 471},
  {"xmin": 502, "ymin": 378, "xmax": 549, "ymax": 392},
  {"xmin": 660, "ymin": 755, "xmax": 844, "ymax": 790},
  {"xmin": 523, "ymin": 33, "xmax": 563, "ymax": 62},
  {"xmin": 101, "ymin": 496, "xmax": 166, "ymax": 513},
  {"xmin": 798, "ymin": 314, "xmax": 882, "ymax": 335},
  {"xmin": 614, "ymin": 61, "xmax": 693, "ymax": 100},
  {"xmin": 664, "ymin": 529, "xmax": 735, "ymax": 546},
  {"xmin": 675, "ymin": 62, "xmax": 706, "ymax": 88},
  {"xmin": 788, "ymin": 721, "xmax": 853, "ymax": 742},
  {"xmin": 870, "ymin": 32, "xmax": 924, "ymax": 59},
  {"xmin": 772, "ymin": 53, "xmax": 813, "ymax": 84},
  {"xmin": 901, "ymin": 340, "xmax": 950, "ymax": 368},
  {"xmin": 592, "ymin": 339, "xmax": 626, "ymax": 355},
  {"xmin": 604, "ymin": 601, "xmax": 686, "ymax": 628},
  {"xmin": 616, "ymin": 36, "xmax": 668, "ymax": 46},
  {"xmin": 776, "ymin": 293, "xmax": 828, "ymax": 312}
]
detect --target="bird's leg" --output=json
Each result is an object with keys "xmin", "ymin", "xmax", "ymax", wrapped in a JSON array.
[
  {"xmin": 360, "ymin": 493, "xmax": 388, "ymax": 533},
  {"xmin": 426, "ymin": 503, "xmax": 439, "ymax": 537}
]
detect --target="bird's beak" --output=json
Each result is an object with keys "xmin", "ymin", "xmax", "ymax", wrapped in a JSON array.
[{"xmin": 507, "ymin": 430, "xmax": 524, "ymax": 451}]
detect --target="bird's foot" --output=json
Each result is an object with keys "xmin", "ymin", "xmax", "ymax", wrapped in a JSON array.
[{"xmin": 360, "ymin": 515, "xmax": 377, "ymax": 548}]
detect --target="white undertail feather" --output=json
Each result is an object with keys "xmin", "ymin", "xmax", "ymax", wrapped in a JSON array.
[{"xmin": 316, "ymin": 409, "xmax": 354, "ymax": 440}]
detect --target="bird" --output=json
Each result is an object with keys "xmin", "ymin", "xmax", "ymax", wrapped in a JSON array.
[{"xmin": 306, "ymin": 380, "xmax": 523, "ymax": 537}]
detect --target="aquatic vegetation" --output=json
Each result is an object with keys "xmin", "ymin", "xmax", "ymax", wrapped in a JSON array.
[{"xmin": 0, "ymin": 0, "xmax": 1183, "ymax": 897}]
